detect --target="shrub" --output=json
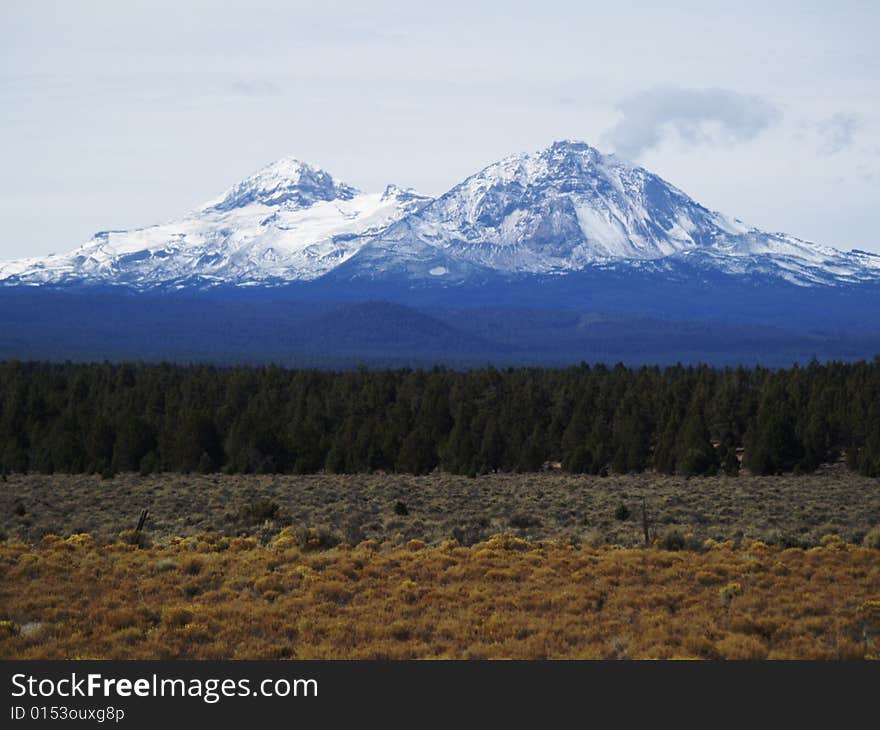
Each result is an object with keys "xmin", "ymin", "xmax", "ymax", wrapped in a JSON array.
[
  {"xmin": 452, "ymin": 525, "xmax": 485, "ymax": 547},
  {"xmin": 393, "ymin": 501, "xmax": 409, "ymax": 516},
  {"xmin": 614, "ymin": 503, "xmax": 630, "ymax": 521},
  {"xmin": 161, "ymin": 606, "xmax": 194, "ymax": 627},
  {"xmin": 105, "ymin": 608, "xmax": 140, "ymax": 630},
  {"xmin": 254, "ymin": 575, "xmax": 285, "ymax": 597},
  {"xmin": 820, "ymin": 533, "xmax": 845, "ymax": 547},
  {"xmin": 695, "ymin": 570, "xmax": 725, "ymax": 586},
  {"xmin": 311, "ymin": 525, "xmax": 342, "ymax": 550},
  {"xmin": 286, "ymin": 525, "xmax": 341, "ymax": 551},
  {"xmin": 658, "ymin": 529, "xmax": 687, "ymax": 551},
  {"xmin": 682, "ymin": 634, "xmax": 721, "ymax": 660},
  {"xmin": 113, "ymin": 627, "xmax": 144, "ymax": 646},
  {"xmin": 858, "ymin": 600, "xmax": 880, "ymax": 627},
  {"xmin": 715, "ymin": 633, "xmax": 767, "ymax": 660},
  {"xmin": 271, "ymin": 526, "xmax": 302, "ymax": 550},
  {"xmin": 180, "ymin": 557, "xmax": 204, "ymax": 575},
  {"xmin": 228, "ymin": 537, "xmax": 258, "ymax": 552},
  {"xmin": 863, "ymin": 525, "xmax": 880, "ymax": 550},
  {"xmin": 509, "ymin": 513, "xmax": 541, "ymax": 529},
  {"xmin": 776, "ymin": 532, "xmax": 811, "ymax": 549},
  {"xmin": 240, "ymin": 499, "xmax": 280, "ymax": 524},
  {"xmin": 395, "ymin": 579, "xmax": 422, "ymax": 604},
  {"xmin": 310, "ymin": 580, "xmax": 353, "ymax": 604},
  {"xmin": 389, "ymin": 621, "xmax": 411, "ymax": 641},
  {"xmin": 118, "ymin": 529, "xmax": 151, "ymax": 549},
  {"xmin": 13, "ymin": 500, "xmax": 26, "ymax": 517},
  {"xmin": 66, "ymin": 533, "xmax": 95, "ymax": 548},
  {"xmin": 719, "ymin": 582, "xmax": 743, "ymax": 608},
  {"xmin": 0, "ymin": 620, "xmax": 20, "ymax": 637},
  {"xmin": 155, "ymin": 558, "xmax": 177, "ymax": 573},
  {"xmin": 483, "ymin": 533, "xmax": 531, "ymax": 551},
  {"xmin": 341, "ymin": 517, "xmax": 366, "ymax": 546}
]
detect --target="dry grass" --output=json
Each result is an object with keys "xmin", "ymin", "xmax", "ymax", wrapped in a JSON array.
[
  {"xmin": 3, "ymin": 468, "xmax": 878, "ymax": 660},
  {"xmin": 1, "ymin": 532, "xmax": 878, "ymax": 660},
  {"xmin": 2, "ymin": 465, "xmax": 879, "ymax": 548}
]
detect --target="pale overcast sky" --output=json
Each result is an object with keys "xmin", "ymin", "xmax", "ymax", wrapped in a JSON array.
[{"xmin": 2, "ymin": 0, "xmax": 878, "ymax": 259}]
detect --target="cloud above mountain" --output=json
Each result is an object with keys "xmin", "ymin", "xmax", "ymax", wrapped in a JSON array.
[
  {"xmin": 603, "ymin": 87, "xmax": 781, "ymax": 160},
  {"xmin": 816, "ymin": 113, "xmax": 861, "ymax": 155}
]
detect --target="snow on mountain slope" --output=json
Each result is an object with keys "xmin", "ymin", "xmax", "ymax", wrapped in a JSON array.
[
  {"xmin": 2, "ymin": 141, "xmax": 879, "ymax": 289},
  {"xmin": 0, "ymin": 158, "xmax": 431, "ymax": 287},
  {"xmin": 342, "ymin": 140, "xmax": 880, "ymax": 285}
]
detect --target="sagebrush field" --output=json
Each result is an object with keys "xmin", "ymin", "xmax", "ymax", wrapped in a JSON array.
[
  {"xmin": 1, "ymin": 533, "xmax": 879, "ymax": 659},
  {"xmin": 2, "ymin": 471, "xmax": 879, "ymax": 660},
  {"xmin": 3, "ymin": 467, "xmax": 880, "ymax": 548}
]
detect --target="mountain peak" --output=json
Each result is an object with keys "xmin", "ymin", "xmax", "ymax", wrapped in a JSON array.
[
  {"xmin": 474, "ymin": 139, "xmax": 609, "ymax": 189},
  {"xmin": 258, "ymin": 155, "xmax": 324, "ymax": 177},
  {"xmin": 547, "ymin": 138, "xmax": 599, "ymax": 153},
  {"xmin": 381, "ymin": 184, "xmax": 432, "ymax": 204},
  {"xmin": 203, "ymin": 156, "xmax": 358, "ymax": 212},
  {"xmin": 539, "ymin": 139, "xmax": 610, "ymax": 173},
  {"xmin": 347, "ymin": 138, "xmax": 879, "ymax": 282}
]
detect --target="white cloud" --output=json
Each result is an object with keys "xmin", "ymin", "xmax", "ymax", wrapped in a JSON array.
[
  {"xmin": 603, "ymin": 87, "xmax": 781, "ymax": 160},
  {"xmin": 816, "ymin": 113, "xmax": 861, "ymax": 154}
]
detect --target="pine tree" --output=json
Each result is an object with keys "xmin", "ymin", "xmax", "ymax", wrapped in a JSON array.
[
  {"xmin": 396, "ymin": 427, "xmax": 436, "ymax": 475},
  {"xmin": 743, "ymin": 385, "xmax": 803, "ymax": 475},
  {"xmin": 675, "ymin": 408, "xmax": 719, "ymax": 476},
  {"xmin": 653, "ymin": 410, "xmax": 682, "ymax": 474},
  {"xmin": 479, "ymin": 416, "xmax": 504, "ymax": 472},
  {"xmin": 113, "ymin": 416, "xmax": 156, "ymax": 472}
]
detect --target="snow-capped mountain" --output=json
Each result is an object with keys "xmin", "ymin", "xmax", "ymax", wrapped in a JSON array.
[
  {"xmin": 0, "ymin": 157, "xmax": 431, "ymax": 287},
  {"xmin": 2, "ymin": 141, "xmax": 879, "ymax": 289},
  {"xmin": 339, "ymin": 140, "xmax": 880, "ymax": 286}
]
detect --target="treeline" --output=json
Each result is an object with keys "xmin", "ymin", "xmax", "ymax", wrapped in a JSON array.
[{"xmin": 0, "ymin": 360, "xmax": 879, "ymax": 478}]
